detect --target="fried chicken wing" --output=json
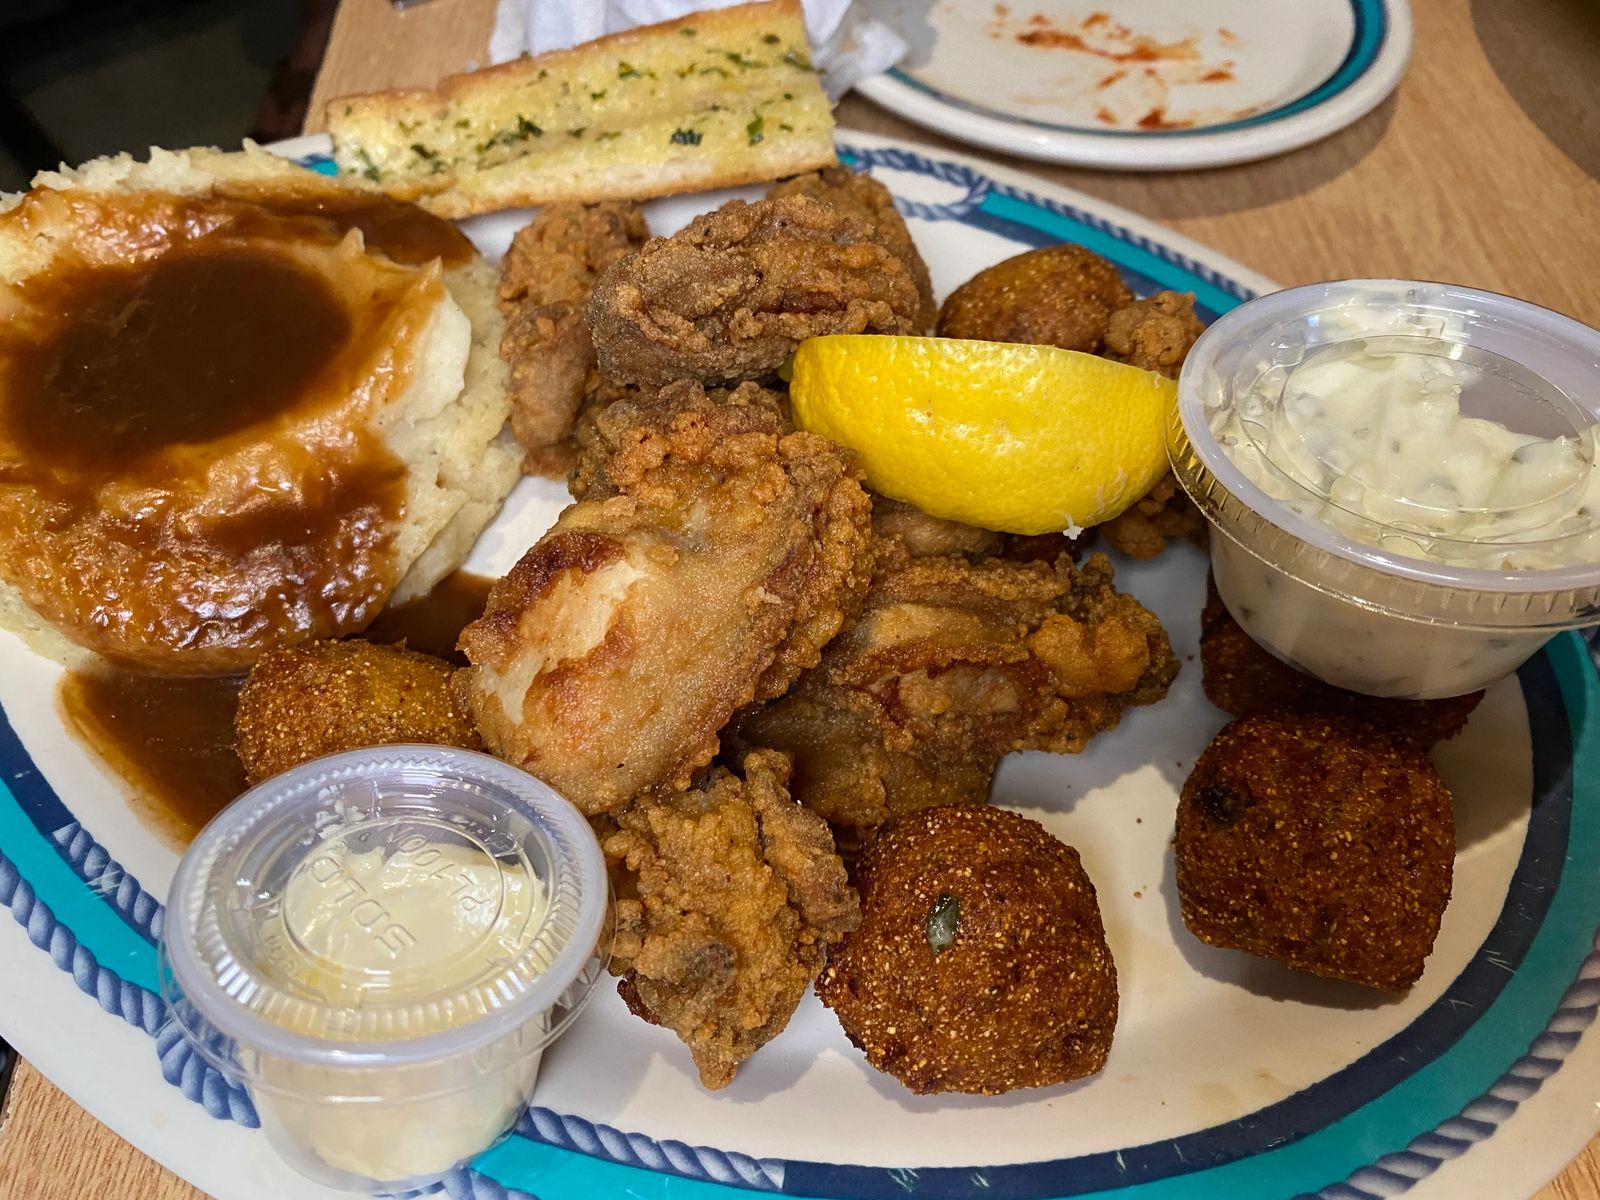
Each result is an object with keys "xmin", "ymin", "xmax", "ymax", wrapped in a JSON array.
[
  {"xmin": 604, "ymin": 749, "xmax": 858, "ymax": 1088},
  {"xmin": 235, "ymin": 639, "xmax": 481, "ymax": 784},
  {"xmin": 731, "ymin": 544, "xmax": 1177, "ymax": 844},
  {"xmin": 496, "ymin": 201, "xmax": 648, "ymax": 476},
  {"xmin": 585, "ymin": 194, "xmax": 926, "ymax": 388},
  {"xmin": 767, "ymin": 166, "xmax": 936, "ymax": 331},
  {"xmin": 459, "ymin": 391, "xmax": 873, "ymax": 813}
]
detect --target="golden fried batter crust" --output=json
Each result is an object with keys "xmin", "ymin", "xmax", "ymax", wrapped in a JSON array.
[
  {"xmin": 767, "ymin": 166, "xmax": 937, "ymax": 331},
  {"xmin": 870, "ymin": 495, "xmax": 1004, "ymax": 560},
  {"xmin": 870, "ymin": 495, "xmax": 1089, "ymax": 565},
  {"xmin": 604, "ymin": 750, "xmax": 857, "ymax": 1088},
  {"xmin": 585, "ymin": 194, "xmax": 925, "ymax": 388},
  {"xmin": 1097, "ymin": 472, "xmax": 1208, "ymax": 560},
  {"xmin": 817, "ymin": 805, "xmax": 1117, "ymax": 1094},
  {"xmin": 1175, "ymin": 713, "xmax": 1455, "ymax": 991},
  {"xmin": 496, "ymin": 200, "xmax": 648, "ymax": 477},
  {"xmin": 235, "ymin": 638, "xmax": 480, "ymax": 783},
  {"xmin": 935, "ymin": 243, "xmax": 1133, "ymax": 352},
  {"xmin": 1103, "ymin": 289, "xmax": 1206, "ymax": 378},
  {"xmin": 730, "ymin": 544, "xmax": 1177, "ymax": 843},
  {"xmin": 459, "ymin": 392, "xmax": 873, "ymax": 813}
]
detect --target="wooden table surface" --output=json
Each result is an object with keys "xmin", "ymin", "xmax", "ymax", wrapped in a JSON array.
[{"xmin": 3, "ymin": 0, "xmax": 1599, "ymax": 1197}]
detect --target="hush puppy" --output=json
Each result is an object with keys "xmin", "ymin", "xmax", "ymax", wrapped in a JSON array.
[
  {"xmin": 816, "ymin": 805, "xmax": 1117, "ymax": 1094},
  {"xmin": 935, "ymin": 243, "xmax": 1132, "ymax": 353},
  {"xmin": 1175, "ymin": 713, "xmax": 1455, "ymax": 991},
  {"xmin": 1200, "ymin": 578, "xmax": 1482, "ymax": 750},
  {"xmin": 235, "ymin": 639, "xmax": 481, "ymax": 783}
]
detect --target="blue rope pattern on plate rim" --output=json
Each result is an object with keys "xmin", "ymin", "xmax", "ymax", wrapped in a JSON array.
[
  {"xmin": 836, "ymin": 143, "xmax": 1258, "ymax": 309},
  {"xmin": 0, "ymin": 146, "xmax": 1593, "ymax": 1200}
]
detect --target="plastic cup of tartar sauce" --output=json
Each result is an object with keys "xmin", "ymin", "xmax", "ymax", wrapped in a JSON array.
[
  {"xmin": 158, "ymin": 745, "xmax": 610, "ymax": 1193},
  {"xmin": 1169, "ymin": 279, "xmax": 1600, "ymax": 699}
]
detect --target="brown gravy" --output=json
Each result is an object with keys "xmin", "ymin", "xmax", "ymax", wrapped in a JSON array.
[
  {"xmin": 57, "ymin": 571, "xmax": 493, "ymax": 844},
  {"xmin": 58, "ymin": 670, "xmax": 247, "ymax": 846},
  {"xmin": 5, "ymin": 246, "xmax": 351, "ymax": 463},
  {"xmin": 365, "ymin": 570, "xmax": 494, "ymax": 663},
  {"xmin": 0, "ymin": 195, "xmax": 432, "ymax": 670},
  {"xmin": 216, "ymin": 184, "xmax": 477, "ymax": 268}
]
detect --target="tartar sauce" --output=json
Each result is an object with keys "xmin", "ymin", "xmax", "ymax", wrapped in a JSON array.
[{"xmin": 1213, "ymin": 337, "xmax": 1600, "ymax": 569}]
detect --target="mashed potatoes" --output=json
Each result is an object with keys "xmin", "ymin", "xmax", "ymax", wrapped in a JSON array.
[{"xmin": 0, "ymin": 146, "xmax": 516, "ymax": 673}]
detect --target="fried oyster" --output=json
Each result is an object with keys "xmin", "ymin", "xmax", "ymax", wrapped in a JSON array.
[
  {"xmin": 730, "ymin": 543, "xmax": 1177, "ymax": 849},
  {"xmin": 604, "ymin": 750, "xmax": 858, "ymax": 1088},
  {"xmin": 496, "ymin": 199, "xmax": 648, "ymax": 476},
  {"xmin": 585, "ymin": 193, "xmax": 926, "ymax": 388},
  {"xmin": 458, "ymin": 386, "xmax": 873, "ymax": 814}
]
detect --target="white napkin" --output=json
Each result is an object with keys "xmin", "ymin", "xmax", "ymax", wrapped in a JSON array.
[{"xmin": 489, "ymin": 0, "xmax": 906, "ymax": 102}]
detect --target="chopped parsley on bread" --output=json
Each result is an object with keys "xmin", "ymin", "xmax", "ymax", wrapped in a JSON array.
[{"xmin": 325, "ymin": 0, "xmax": 836, "ymax": 218}]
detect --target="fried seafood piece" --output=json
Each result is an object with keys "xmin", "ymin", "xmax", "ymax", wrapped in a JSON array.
[
  {"xmin": 871, "ymin": 496, "xmax": 1003, "ymax": 560},
  {"xmin": 730, "ymin": 545, "xmax": 1177, "ymax": 843},
  {"xmin": 568, "ymin": 379, "xmax": 791, "ymax": 500},
  {"xmin": 1200, "ymin": 578, "xmax": 1482, "ymax": 749},
  {"xmin": 728, "ymin": 686, "xmax": 995, "ymax": 861},
  {"xmin": 767, "ymin": 166, "xmax": 936, "ymax": 331},
  {"xmin": 1176, "ymin": 714, "xmax": 1455, "ymax": 991},
  {"xmin": 871, "ymin": 496, "xmax": 1086, "ymax": 564},
  {"xmin": 935, "ymin": 243, "xmax": 1133, "ymax": 352},
  {"xmin": 235, "ymin": 639, "xmax": 481, "ymax": 784},
  {"xmin": 604, "ymin": 750, "xmax": 858, "ymax": 1089},
  {"xmin": 1097, "ymin": 473, "xmax": 1208, "ymax": 560},
  {"xmin": 1094, "ymin": 291, "xmax": 1210, "ymax": 554},
  {"xmin": 821, "ymin": 546, "xmax": 1177, "ymax": 755},
  {"xmin": 459, "ymin": 394, "xmax": 873, "ymax": 813},
  {"xmin": 585, "ymin": 194, "xmax": 926, "ymax": 388},
  {"xmin": 1103, "ymin": 289, "xmax": 1206, "ymax": 378},
  {"xmin": 496, "ymin": 200, "xmax": 649, "ymax": 477},
  {"xmin": 817, "ymin": 805, "xmax": 1117, "ymax": 1094}
]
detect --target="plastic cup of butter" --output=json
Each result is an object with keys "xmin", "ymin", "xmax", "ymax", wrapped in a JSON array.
[
  {"xmin": 1170, "ymin": 279, "xmax": 1600, "ymax": 699},
  {"xmin": 158, "ymin": 745, "xmax": 611, "ymax": 1193}
]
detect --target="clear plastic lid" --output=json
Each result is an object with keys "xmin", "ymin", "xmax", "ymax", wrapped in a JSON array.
[
  {"xmin": 1175, "ymin": 280, "xmax": 1600, "ymax": 602},
  {"xmin": 161, "ymin": 745, "xmax": 609, "ymax": 1074}
]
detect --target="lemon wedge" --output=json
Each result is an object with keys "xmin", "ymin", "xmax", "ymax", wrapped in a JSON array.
[{"xmin": 789, "ymin": 335, "xmax": 1175, "ymax": 535}]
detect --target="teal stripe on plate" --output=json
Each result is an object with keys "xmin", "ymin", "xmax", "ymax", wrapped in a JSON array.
[
  {"xmin": 475, "ymin": 1133, "xmax": 788, "ymax": 1199},
  {"xmin": 979, "ymin": 192, "xmax": 1240, "ymax": 316},
  {"xmin": 0, "ymin": 781, "xmax": 162, "ymax": 997}
]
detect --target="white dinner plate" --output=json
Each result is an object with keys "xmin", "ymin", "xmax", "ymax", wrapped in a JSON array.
[
  {"xmin": 1, "ymin": 130, "xmax": 1597, "ymax": 1200},
  {"xmin": 854, "ymin": 0, "xmax": 1413, "ymax": 169}
]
